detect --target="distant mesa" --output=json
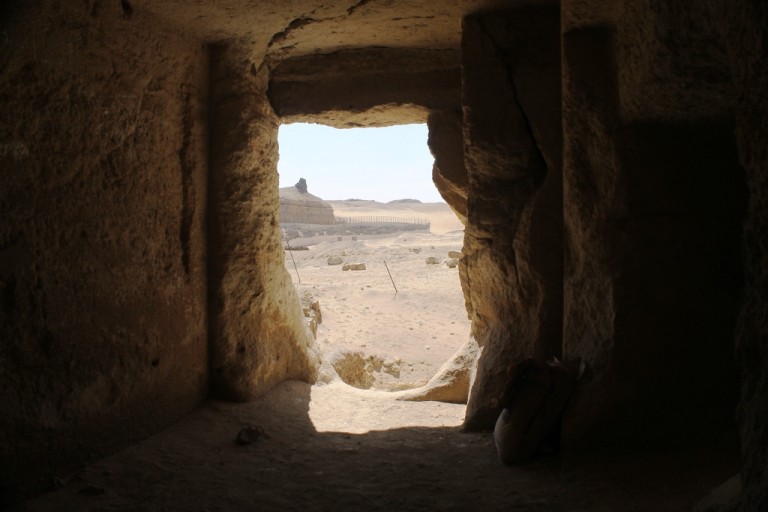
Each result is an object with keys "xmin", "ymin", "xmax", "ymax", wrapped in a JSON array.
[
  {"xmin": 388, "ymin": 198, "xmax": 422, "ymax": 204},
  {"xmin": 279, "ymin": 178, "xmax": 335, "ymax": 225}
]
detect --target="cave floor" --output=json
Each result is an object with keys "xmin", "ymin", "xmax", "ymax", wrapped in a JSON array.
[{"xmin": 25, "ymin": 380, "xmax": 736, "ymax": 512}]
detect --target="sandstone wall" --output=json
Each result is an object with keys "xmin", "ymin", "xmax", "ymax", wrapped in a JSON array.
[
  {"xmin": 207, "ymin": 43, "xmax": 320, "ymax": 402},
  {"xmin": 461, "ymin": 8, "xmax": 563, "ymax": 430},
  {"xmin": 427, "ymin": 109, "xmax": 467, "ymax": 224},
  {"xmin": 0, "ymin": 1, "xmax": 208, "ymax": 496},
  {"xmin": 268, "ymin": 48, "xmax": 460, "ymax": 128},
  {"xmin": 561, "ymin": 1, "xmax": 744, "ymax": 452}
]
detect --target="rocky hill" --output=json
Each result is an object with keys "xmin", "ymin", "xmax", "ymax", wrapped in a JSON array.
[{"xmin": 279, "ymin": 178, "xmax": 336, "ymax": 225}]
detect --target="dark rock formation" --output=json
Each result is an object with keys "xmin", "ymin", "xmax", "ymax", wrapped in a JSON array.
[{"xmin": 0, "ymin": 1, "xmax": 209, "ymax": 496}]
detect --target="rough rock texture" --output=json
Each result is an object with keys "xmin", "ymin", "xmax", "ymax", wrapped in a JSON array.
[
  {"xmin": 3, "ymin": 0, "xmax": 768, "ymax": 508},
  {"xmin": 142, "ymin": 0, "xmax": 537, "ymax": 61},
  {"xmin": 461, "ymin": 8, "xmax": 563, "ymax": 430},
  {"xmin": 207, "ymin": 43, "xmax": 319, "ymax": 402},
  {"xmin": 329, "ymin": 351, "xmax": 380, "ymax": 389},
  {"xmin": 397, "ymin": 337, "xmax": 479, "ymax": 404},
  {"xmin": 428, "ymin": 109, "xmax": 468, "ymax": 224},
  {"xmin": 0, "ymin": 1, "xmax": 208, "ymax": 496},
  {"xmin": 615, "ymin": 0, "xmax": 735, "ymax": 122},
  {"xmin": 723, "ymin": 1, "xmax": 768, "ymax": 510},
  {"xmin": 269, "ymin": 48, "xmax": 459, "ymax": 128},
  {"xmin": 561, "ymin": 1, "xmax": 744, "ymax": 454},
  {"xmin": 279, "ymin": 183, "xmax": 336, "ymax": 225}
]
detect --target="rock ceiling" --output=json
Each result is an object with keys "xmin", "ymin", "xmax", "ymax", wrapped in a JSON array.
[{"xmin": 139, "ymin": 0, "xmax": 554, "ymax": 61}]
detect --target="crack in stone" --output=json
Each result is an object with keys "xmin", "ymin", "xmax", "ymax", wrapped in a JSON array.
[
  {"xmin": 478, "ymin": 18, "xmax": 547, "ymax": 188},
  {"xmin": 267, "ymin": 17, "xmax": 317, "ymax": 48},
  {"xmin": 347, "ymin": 0, "xmax": 374, "ymax": 15}
]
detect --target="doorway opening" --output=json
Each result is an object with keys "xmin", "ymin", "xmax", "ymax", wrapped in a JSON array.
[{"xmin": 277, "ymin": 122, "xmax": 471, "ymax": 430}]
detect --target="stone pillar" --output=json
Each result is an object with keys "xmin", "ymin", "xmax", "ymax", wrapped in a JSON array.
[
  {"xmin": 207, "ymin": 44, "xmax": 319, "ymax": 401},
  {"xmin": 561, "ymin": 5, "xmax": 744, "ymax": 451},
  {"xmin": 461, "ymin": 8, "xmax": 563, "ymax": 430}
]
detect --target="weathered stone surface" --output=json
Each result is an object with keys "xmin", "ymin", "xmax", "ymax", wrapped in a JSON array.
[
  {"xmin": 269, "ymin": 48, "xmax": 459, "ymax": 128},
  {"xmin": 561, "ymin": 3, "xmax": 744, "ymax": 456},
  {"xmin": 615, "ymin": 1, "xmax": 735, "ymax": 122},
  {"xmin": 143, "ymin": 1, "xmax": 522, "ymax": 63},
  {"xmin": 461, "ymin": 8, "xmax": 563, "ymax": 431},
  {"xmin": 329, "ymin": 352, "xmax": 378, "ymax": 389},
  {"xmin": 397, "ymin": 337, "xmax": 479, "ymax": 404},
  {"xmin": 2, "ymin": 0, "xmax": 768, "ymax": 507},
  {"xmin": 0, "ymin": 1, "xmax": 209, "ymax": 496},
  {"xmin": 207, "ymin": 43, "xmax": 320, "ymax": 402},
  {"xmin": 428, "ymin": 109, "xmax": 468, "ymax": 224}
]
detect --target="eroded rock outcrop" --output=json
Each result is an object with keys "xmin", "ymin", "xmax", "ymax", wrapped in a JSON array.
[
  {"xmin": 207, "ymin": 43, "xmax": 320, "ymax": 402},
  {"xmin": 279, "ymin": 179, "xmax": 336, "ymax": 225},
  {"xmin": 398, "ymin": 337, "xmax": 480, "ymax": 404},
  {"xmin": 461, "ymin": 8, "xmax": 563, "ymax": 430}
]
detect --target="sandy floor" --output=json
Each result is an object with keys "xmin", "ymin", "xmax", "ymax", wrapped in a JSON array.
[
  {"xmin": 22, "ymin": 204, "xmax": 737, "ymax": 511},
  {"xmin": 25, "ymin": 380, "xmax": 737, "ymax": 512}
]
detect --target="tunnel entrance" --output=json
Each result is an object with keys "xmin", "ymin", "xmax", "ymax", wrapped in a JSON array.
[{"xmin": 276, "ymin": 122, "xmax": 471, "ymax": 424}]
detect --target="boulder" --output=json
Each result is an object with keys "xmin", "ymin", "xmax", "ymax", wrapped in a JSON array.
[
  {"xmin": 397, "ymin": 337, "xmax": 480, "ymax": 404},
  {"xmin": 329, "ymin": 352, "xmax": 385, "ymax": 389}
]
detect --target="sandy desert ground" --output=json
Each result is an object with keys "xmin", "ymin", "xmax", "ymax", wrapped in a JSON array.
[{"xmin": 284, "ymin": 200, "xmax": 470, "ymax": 392}]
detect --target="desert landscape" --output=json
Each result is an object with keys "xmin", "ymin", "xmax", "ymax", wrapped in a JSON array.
[{"xmin": 284, "ymin": 198, "xmax": 470, "ymax": 395}]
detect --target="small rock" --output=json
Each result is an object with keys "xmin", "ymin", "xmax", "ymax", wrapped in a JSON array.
[
  {"xmin": 342, "ymin": 263, "xmax": 366, "ymax": 271},
  {"xmin": 236, "ymin": 425, "xmax": 265, "ymax": 445},
  {"xmin": 448, "ymin": 251, "xmax": 463, "ymax": 259},
  {"xmin": 310, "ymin": 300, "xmax": 322, "ymax": 324},
  {"xmin": 425, "ymin": 256, "xmax": 440, "ymax": 265},
  {"xmin": 445, "ymin": 258, "xmax": 459, "ymax": 268},
  {"xmin": 327, "ymin": 256, "xmax": 343, "ymax": 265}
]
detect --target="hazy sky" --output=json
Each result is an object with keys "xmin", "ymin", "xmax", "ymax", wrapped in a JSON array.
[{"xmin": 277, "ymin": 123, "xmax": 443, "ymax": 203}]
